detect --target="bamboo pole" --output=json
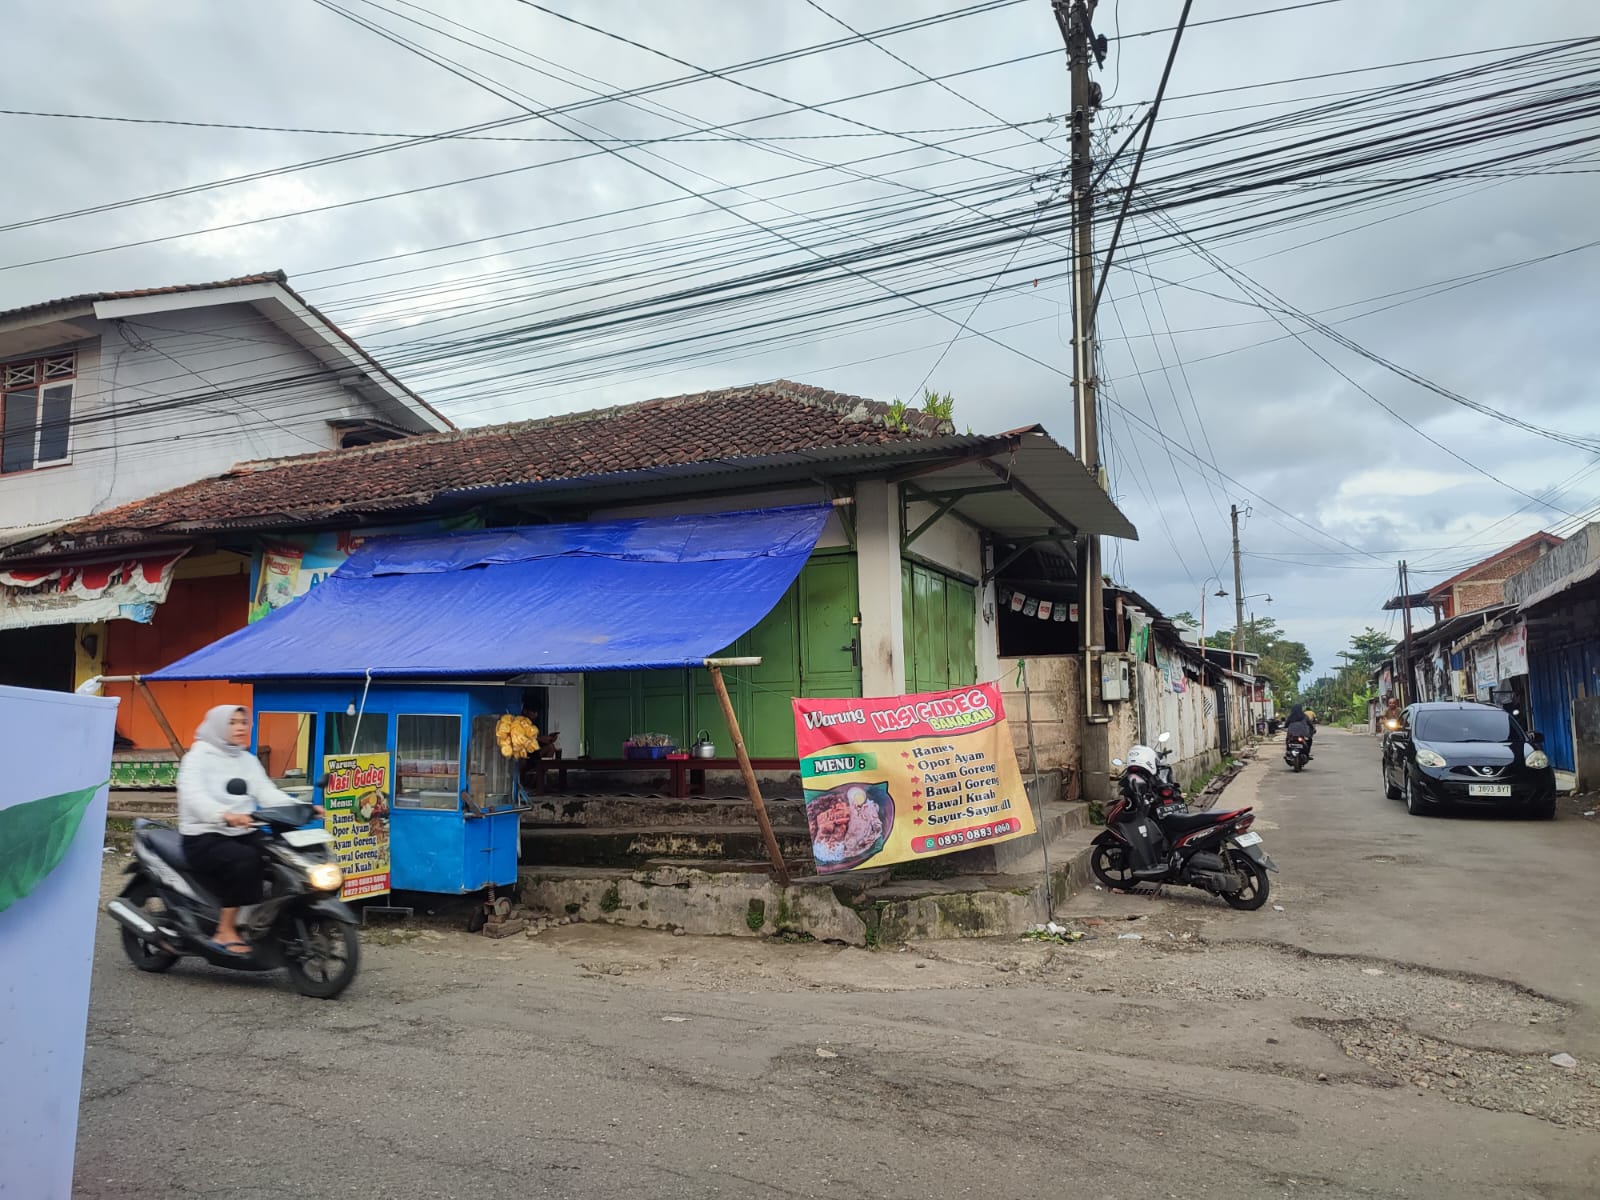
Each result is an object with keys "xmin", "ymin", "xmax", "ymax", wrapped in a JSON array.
[
  {"xmin": 704, "ymin": 659, "xmax": 790, "ymax": 887},
  {"xmin": 134, "ymin": 677, "xmax": 186, "ymax": 757}
]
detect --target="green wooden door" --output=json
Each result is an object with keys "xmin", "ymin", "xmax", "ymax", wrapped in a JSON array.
[
  {"xmin": 903, "ymin": 561, "xmax": 976, "ymax": 693},
  {"xmin": 799, "ymin": 552, "xmax": 861, "ymax": 698}
]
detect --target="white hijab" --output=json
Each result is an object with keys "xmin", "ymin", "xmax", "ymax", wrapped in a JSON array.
[{"xmin": 194, "ymin": 705, "xmax": 248, "ymax": 757}]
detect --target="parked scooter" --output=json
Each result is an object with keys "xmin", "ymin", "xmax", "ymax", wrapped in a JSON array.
[
  {"xmin": 1092, "ymin": 735, "xmax": 1277, "ymax": 909},
  {"xmin": 105, "ymin": 780, "xmax": 361, "ymax": 998}
]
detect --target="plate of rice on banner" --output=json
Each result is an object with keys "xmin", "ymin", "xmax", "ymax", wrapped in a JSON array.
[{"xmin": 806, "ymin": 782, "xmax": 893, "ymax": 872}]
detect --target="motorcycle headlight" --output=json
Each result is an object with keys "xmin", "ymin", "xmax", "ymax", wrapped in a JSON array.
[
  {"xmin": 307, "ymin": 862, "xmax": 345, "ymax": 893},
  {"xmin": 1527, "ymin": 750, "xmax": 1550, "ymax": 770},
  {"xmin": 1415, "ymin": 748, "xmax": 1447, "ymax": 769}
]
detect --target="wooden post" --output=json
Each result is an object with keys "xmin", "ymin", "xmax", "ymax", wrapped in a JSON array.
[
  {"xmin": 704, "ymin": 659, "xmax": 791, "ymax": 887},
  {"xmin": 133, "ymin": 676, "xmax": 186, "ymax": 758}
]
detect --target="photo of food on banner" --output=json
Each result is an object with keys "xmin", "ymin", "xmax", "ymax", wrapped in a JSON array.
[{"xmin": 806, "ymin": 782, "xmax": 894, "ymax": 870}]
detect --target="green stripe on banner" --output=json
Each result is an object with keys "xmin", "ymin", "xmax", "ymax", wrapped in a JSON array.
[
  {"xmin": 0, "ymin": 782, "xmax": 105, "ymax": 915},
  {"xmin": 801, "ymin": 752, "xmax": 877, "ymax": 778}
]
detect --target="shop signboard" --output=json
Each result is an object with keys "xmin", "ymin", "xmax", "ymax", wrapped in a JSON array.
[
  {"xmin": 321, "ymin": 753, "xmax": 392, "ymax": 900},
  {"xmin": 792, "ymin": 683, "xmax": 1036, "ymax": 873},
  {"xmin": 1496, "ymin": 623, "xmax": 1529, "ymax": 678},
  {"xmin": 1475, "ymin": 646, "xmax": 1499, "ymax": 700}
]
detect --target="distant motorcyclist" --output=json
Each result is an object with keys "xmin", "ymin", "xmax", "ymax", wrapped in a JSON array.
[
  {"xmin": 1381, "ymin": 697, "xmax": 1403, "ymax": 732},
  {"xmin": 1285, "ymin": 704, "xmax": 1315, "ymax": 759}
]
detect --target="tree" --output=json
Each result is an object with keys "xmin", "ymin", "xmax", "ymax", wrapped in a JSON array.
[{"xmin": 1206, "ymin": 616, "xmax": 1313, "ymax": 702}]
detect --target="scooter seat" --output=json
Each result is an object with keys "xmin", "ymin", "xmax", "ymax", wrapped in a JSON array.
[
  {"xmin": 1159, "ymin": 810, "xmax": 1233, "ymax": 834},
  {"xmin": 140, "ymin": 828, "xmax": 191, "ymax": 870}
]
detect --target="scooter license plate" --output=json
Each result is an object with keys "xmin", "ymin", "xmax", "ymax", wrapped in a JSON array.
[
  {"xmin": 283, "ymin": 828, "xmax": 333, "ymax": 847},
  {"xmin": 1234, "ymin": 831, "xmax": 1263, "ymax": 847}
]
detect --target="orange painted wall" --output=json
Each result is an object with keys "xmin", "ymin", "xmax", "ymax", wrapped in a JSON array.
[{"xmin": 105, "ymin": 573, "xmax": 252, "ymax": 750}]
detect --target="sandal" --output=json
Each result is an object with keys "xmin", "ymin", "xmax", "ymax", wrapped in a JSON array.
[{"xmin": 208, "ymin": 939, "xmax": 251, "ymax": 957}]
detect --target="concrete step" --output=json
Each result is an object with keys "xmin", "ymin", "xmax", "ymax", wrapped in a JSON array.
[
  {"xmin": 514, "ymin": 823, "xmax": 1101, "ymax": 945},
  {"xmin": 108, "ymin": 791, "xmax": 177, "ymax": 820},
  {"xmin": 925, "ymin": 801, "xmax": 1090, "ymax": 876},
  {"xmin": 521, "ymin": 824, "xmax": 815, "ymax": 867}
]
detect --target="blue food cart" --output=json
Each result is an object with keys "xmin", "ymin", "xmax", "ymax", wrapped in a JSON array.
[{"xmin": 249, "ymin": 681, "xmax": 532, "ymax": 895}]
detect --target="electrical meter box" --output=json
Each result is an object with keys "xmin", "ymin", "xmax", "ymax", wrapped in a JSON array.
[{"xmin": 1100, "ymin": 654, "xmax": 1131, "ymax": 702}]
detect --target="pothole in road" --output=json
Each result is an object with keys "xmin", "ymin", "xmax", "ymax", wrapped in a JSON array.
[
  {"xmin": 1302, "ymin": 1017, "xmax": 1600, "ymax": 1129},
  {"xmin": 1362, "ymin": 853, "xmax": 1424, "ymax": 866}
]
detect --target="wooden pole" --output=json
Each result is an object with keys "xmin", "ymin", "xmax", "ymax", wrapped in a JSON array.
[
  {"xmin": 705, "ymin": 661, "xmax": 791, "ymax": 887},
  {"xmin": 133, "ymin": 676, "xmax": 186, "ymax": 758}
]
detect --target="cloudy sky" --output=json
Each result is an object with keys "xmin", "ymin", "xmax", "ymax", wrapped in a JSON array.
[{"xmin": 4, "ymin": 0, "xmax": 1597, "ymax": 680}]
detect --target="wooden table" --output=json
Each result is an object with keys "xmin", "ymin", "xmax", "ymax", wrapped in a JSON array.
[{"xmin": 526, "ymin": 756, "xmax": 802, "ymax": 799}]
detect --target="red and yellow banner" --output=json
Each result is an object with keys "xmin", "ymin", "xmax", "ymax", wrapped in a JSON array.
[{"xmin": 792, "ymin": 683, "xmax": 1035, "ymax": 873}]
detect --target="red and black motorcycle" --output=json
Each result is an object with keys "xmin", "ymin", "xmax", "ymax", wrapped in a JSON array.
[{"xmin": 1091, "ymin": 741, "xmax": 1277, "ymax": 910}]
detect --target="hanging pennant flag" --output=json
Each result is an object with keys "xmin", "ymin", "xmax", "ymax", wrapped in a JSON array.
[
  {"xmin": 1053, "ymin": 606, "xmax": 1069, "ymax": 623},
  {"xmin": 1009, "ymin": 592, "xmax": 1025, "ymax": 612},
  {"xmin": 1037, "ymin": 600, "xmax": 1054, "ymax": 621},
  {"xmin": 1023, "ymin": 598, "xmax": 1039, "ymax": 617}
]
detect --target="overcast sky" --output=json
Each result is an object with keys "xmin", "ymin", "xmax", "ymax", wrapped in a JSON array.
[{"xmin": 4, "ymin": 0, "xmax": 1597, "ymax": 682}]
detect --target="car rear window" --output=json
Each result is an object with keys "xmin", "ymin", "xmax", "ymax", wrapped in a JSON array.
[{"xmin": 1414, "ymin": 709, "xmax": 1512, "ymax": 744}]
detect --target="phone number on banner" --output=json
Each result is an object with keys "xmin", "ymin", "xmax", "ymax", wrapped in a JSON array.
[{"xmin": 913, "ymin": 818, "xmax": 1023, "ymax": 854}]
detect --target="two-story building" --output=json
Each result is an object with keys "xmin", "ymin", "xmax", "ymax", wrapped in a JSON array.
[{"xmin": 0, "ymin": 271, "xmax": 451, "ymax": 712}]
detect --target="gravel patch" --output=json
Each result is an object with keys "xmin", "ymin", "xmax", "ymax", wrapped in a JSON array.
[{"xmin": 1304, "ymin": 1017, "xmax": 1600, "ymax": 1129}]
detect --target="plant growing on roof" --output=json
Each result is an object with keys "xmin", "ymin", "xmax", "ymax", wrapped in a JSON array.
[{"xmin": 919, "ymin": 389, "xmax": 956, "ymax": 423}]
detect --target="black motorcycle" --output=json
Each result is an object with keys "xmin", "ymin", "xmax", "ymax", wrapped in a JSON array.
[
  {"xmin": 1091, "ymin": 761, "xmax": 1276, "ymax": 910},
  {"xmin": 1284, "ymin": 734, "xmax": 1310, "ymax": 772},
  {"xmin": 105, "ymin": 780, "xmax": 361, "ymax": 998}
]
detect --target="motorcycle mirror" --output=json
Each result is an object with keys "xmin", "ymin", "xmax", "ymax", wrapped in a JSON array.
[
  {"xmin": 1157, "ymin": 732, "xmax": 1172, "ymax": 745},
  {"xmin": 1111, "ymin": 758, "xmax": 1124, "ymax": 767},
  {"xmin": 226, "ymin": 778, "xmax": 249, "ymax": 796}
]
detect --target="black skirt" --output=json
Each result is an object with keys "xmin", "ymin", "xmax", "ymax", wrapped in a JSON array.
[{"xmin": 182, "ymin": 832, "xmax": 264, "ymax": 908}]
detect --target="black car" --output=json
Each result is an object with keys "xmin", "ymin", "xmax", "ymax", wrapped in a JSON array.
[{"xmin": 1381, "ymin": 701, "xmax": 1556, "ymax": 819}]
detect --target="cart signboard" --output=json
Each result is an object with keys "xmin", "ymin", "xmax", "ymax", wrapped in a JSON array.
[
  {"xmin": 792, "ymin": 683, "xmax": 1036, "ymax": 873},
  {"xmin": 322, "ymin": 753, "xmax": 392, "ymax": 900}
]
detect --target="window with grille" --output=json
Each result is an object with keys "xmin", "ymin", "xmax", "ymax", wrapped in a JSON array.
[{"xmin": 1, "ymin": 351, "xmax": 75, "ymax": 473}]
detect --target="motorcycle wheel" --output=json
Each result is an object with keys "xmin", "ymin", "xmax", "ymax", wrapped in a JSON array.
[
  {"xmin": 284, "ymin": 915, "xmax": 361, "ymax": 999},
  {"xmin": 119, "ymin": 879, "xmax": 180, "ymax": 973},
  {"xmin": 1090, "ymin": 841, "xmax": 1141, "ymax": 891},
  {"xmin": 1292, "ymin": 757, "xmax": 1303, "ymax": 773},
  {"xmin": 1220, "ymin": 850, "xmax": 1270, "ymax": 911}
]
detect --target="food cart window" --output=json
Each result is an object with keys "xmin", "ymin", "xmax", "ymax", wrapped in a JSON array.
[
  {"xmin": 468, "ymin": 716, "xmax": 516, "ymax": 809},
  {"xmin": 324, "ymin": 712, "xmax": 388, "ymax": 757},
  {"xmin": 396, "ymin": 714, "xmax": 462, "ymax": 811},
  {"xmin": 257, "ymin": 712, "xmax": 316, "ymax": 800}
]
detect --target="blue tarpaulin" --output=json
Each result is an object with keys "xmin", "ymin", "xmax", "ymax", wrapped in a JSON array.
[{"xmin": 150, "ymin": 505, "xmax": 833, "ymax": 681}]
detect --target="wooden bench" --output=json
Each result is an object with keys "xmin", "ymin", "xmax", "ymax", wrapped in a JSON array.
[{"xmin": 526, "ymin": 756, "xmax": 802, "ymax": 799}]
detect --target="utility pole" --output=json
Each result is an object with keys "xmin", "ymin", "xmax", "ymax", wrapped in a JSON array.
[
  {"xmin": 1230, "ymin": 503, "xmax": 1245, "ymax": 671},
  {"xmin": 1052, "ymin": 0, "xmax": 1112, "ymax": 803},
  {"xmin": 1053, "ymin": 0, "xmax": 1105, "ymax": 672},
  {"xmin": 1399, "ymin": 559, "xmax": 1414, "ymax": 705}
]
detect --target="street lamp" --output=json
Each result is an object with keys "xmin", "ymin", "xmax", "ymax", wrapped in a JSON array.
[{"xmin": 1199, "ymin": 577, "xmax": 1228, "ymax": 653}]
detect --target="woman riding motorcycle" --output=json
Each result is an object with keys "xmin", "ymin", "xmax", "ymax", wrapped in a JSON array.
[{"xmin": 177, "ymin": 705, "xmax": 302, "ymax": 955}]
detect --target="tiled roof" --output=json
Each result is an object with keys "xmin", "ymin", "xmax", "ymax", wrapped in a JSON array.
[
  {"xmin": 0, "ymin": 271, "xmax": 289, "ymax": 324},
  {"xmin": 63, "ymin": 381, "xmax": 952, "ymax": 537}
]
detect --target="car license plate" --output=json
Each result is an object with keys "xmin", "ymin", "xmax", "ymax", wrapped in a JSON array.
[
  {"xmin": 1234, "ymin": 831, "xmax": 1263, "ymax": 846},
  {"xmin": 1467, "ymin": 783, "xmax": 1512, "ymax": 798}
]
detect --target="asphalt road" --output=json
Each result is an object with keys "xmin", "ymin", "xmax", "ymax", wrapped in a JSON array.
[{"xmin": 75, "ymin": 728, "xmax": 1600, "ymax": 1199}]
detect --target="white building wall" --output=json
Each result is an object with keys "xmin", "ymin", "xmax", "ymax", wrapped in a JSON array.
[{"xmin": 1, "ymin": 304, "xmax": 387, "ymax": 532}]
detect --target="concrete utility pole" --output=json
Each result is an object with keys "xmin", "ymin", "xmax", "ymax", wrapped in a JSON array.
[
  {"xmin": 1231, "ymin": 503, "xmax": 1245, "ymax": 669},
  {"xmin": 1054, "ymin": 0, "xmax": 1105, "ymax": 676},
  {"xmin": 1399, "ymin": 559, "xmax": 1414, "ymax": 705}
]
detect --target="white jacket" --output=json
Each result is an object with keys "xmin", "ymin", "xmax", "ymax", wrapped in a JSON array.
[{"xmin": 177, "ymin": 742, "xmax": 296, "ymax": 836}]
